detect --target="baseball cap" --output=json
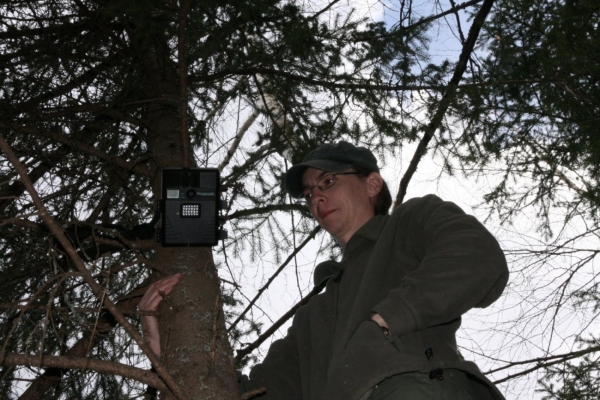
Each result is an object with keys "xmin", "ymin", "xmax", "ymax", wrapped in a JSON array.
[{"xmin": 284, "ymin": 141, "xmax": 380, "ymax": 198}]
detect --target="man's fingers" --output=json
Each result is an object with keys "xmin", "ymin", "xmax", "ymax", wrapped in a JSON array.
[
  {"xmin": 149, "ymin": 273, "xmax": 182, "ymax": 289},
  {"xmin": 140, "ymin": 273, "xmax": 183, "ymax": 311}
]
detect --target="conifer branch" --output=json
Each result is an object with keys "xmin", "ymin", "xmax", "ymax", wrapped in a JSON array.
[
  {"xmin": 2, "ymin": 353, "xmax": 169, "ymax": 393},
  {"xmin": 0, "ymin": 134, "xmax": 185, "ymax": 400},
  {"xmin": 225, "ymin": 204, "xmax": 305, "ymax": 221},
  {"xmin": 0, "ymin": 123, "xmax": 154, "ymax": 178},
  {"xmin": 490, "ymin": 345, "xmax": 600, "ymax": 384},
  {"xmin": 221, "ymin": 144, "xmax": 274, "ymax": 185},
  {"xmin": 191, "ymin": 66, "xmax": 549, "ymax": 93},
  {"xmin": 393, "ymin": 0, "xmax": 496, "ymax": 207},
  {"xmin": 1, "ymin": 60, "xmax": 115, "ymax": 110},
  {"xmin": 308, "ymin": 0, "xmax": 341, "ymax": 21},
  {"xmin": 0, "ymin": 216, "xmax": 43, "ymax": 231},
  {"xmin": 0, "ymin": 145, "xmax": 67, "ymax": 214},
  {"xmin": 352, "ymin": 0, "xmax": 483, "ymax": 42},
  {"xmin": 0, "ymin": 22, "xmax": 123, "ymax": 40}
]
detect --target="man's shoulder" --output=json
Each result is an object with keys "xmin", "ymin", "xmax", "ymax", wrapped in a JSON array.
[
  {"xmin": 390, "ymin": 194, "xmax": 445, "ymax": 216},
  {"xmin": 387, "ymin": 194, "xmax": 470, "ymax": 230}
]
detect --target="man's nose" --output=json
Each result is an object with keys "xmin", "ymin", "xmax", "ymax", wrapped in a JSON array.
[{"xmin": 310, "ymin": 187, "xmax": 327, "ymax": 205}]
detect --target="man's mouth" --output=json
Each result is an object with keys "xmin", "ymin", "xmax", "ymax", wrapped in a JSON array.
[{"xmin": 320, "ymin": 209, "xmax": 335, "ymax": 220}]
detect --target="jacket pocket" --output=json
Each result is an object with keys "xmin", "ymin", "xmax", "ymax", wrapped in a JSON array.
[
  {"xmin": 372, "ymin": 321, "xmax": 407, "ymax": 354},
  {"xmin": 344, "ymin": 320, "xmax": 406, "ymax": 354}
]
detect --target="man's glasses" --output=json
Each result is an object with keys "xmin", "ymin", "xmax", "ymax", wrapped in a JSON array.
[{"xmin": 296, "ymin": 172, "xmax": 362, "ymax": 206}]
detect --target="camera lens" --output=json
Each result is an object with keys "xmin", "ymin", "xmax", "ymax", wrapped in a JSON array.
[{"xmin": 186, "ymin": 189, "xmax": 196, "ymax": 198}]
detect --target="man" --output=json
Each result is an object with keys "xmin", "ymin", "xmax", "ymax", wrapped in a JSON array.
[{"xmin": 141, "ymin": 141, "xmax": 509, "ymax": 399}]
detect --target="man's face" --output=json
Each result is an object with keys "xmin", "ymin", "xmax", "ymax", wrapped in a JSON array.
[{"xmin": 301, "ymin": 167, "xmax": 376, "ymax": 246}]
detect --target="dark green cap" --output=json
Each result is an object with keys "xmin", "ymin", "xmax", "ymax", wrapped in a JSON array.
[{"xmin": 284, "ymin": 141, "xmax": 379, "ymax": 198}]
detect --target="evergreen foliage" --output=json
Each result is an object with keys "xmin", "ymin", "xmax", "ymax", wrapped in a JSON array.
[
  {"xmin": 1, "ymin": 0, "xmax": 599, "ymax": 398},
  {"xmin": 539, "ymin": 343, "xmax": 600, "ymax": 400},
  {"xmin": 0, "ymin": 0, "xmax": 432, "ymax": 398},
  {"xmin": 455, "ymin": 0, "xmax": 600, "ymax": 232}
]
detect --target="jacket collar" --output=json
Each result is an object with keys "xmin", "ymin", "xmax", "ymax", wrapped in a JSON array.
[
  {"xmin": 313, "ymin": 260, "xmax": 344, "ymax": 286},
  {"xmin": 347, "ymin": 214, "xmax": 387, "ymax": 244},
  {"xmin": 312, "ymin": 215, "xmax": 387, "ymax": 286}
]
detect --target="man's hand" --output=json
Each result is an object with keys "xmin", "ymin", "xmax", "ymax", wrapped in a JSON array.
[
  {"xmin": 139, "ymin": 273, "xmax": 183, "ymax": 357},
  {"xmin": 371, "ymin": 313, "xmax": 389, "ymax": 331}
]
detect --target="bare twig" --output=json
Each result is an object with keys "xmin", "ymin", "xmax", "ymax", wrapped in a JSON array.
[
  {"xmin": 491, "ymin": 345, "xmax": 600, "ymax": 384},
  {"xmin": 235, "ymin": 276, "xmax": 328, "ymax": 362},
  {"xmin": 218, "ymin": 109, "xmax": 260, "ymax": 172},
  {"xmin": 227, "ymin": 226, "xmax": 321, "ymax": 333}
]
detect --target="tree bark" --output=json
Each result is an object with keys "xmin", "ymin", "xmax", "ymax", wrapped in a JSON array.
[{"xmin": 137, "ymin": 25, "xmax": 240, "ymax": 400}]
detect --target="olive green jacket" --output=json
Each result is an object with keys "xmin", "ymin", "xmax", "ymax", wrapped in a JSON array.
[{"xmin": 242, "ymin": 195, "xmax": 509, "ymax": 400}]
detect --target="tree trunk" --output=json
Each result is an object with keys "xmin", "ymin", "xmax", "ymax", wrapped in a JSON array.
[
  {"xmin": 154, "ymin": 247, "xmax": 239, "ymax": 400},
  {"xmin": 139, "ymin": 30, "xmax": 240, "ymax": 400}
]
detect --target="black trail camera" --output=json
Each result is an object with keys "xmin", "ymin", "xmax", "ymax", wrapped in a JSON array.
[{"xmin": 160, "ymin": 168, "xmax": 224, "ymax": 246}]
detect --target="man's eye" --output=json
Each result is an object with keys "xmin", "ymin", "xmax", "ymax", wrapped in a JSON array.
[{"xmin": 322, "ymin": 177, "xmax": 335, "ymax": 187}]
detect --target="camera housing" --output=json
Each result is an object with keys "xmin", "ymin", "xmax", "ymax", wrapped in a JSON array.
[{"xmin": 160, "ymin": 168, "xmax": 222, "ymax": 246}]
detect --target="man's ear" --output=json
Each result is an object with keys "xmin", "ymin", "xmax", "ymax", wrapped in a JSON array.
[{"xmin": 366, "ymin": 172, "xmax": 383, "ymax": 198}]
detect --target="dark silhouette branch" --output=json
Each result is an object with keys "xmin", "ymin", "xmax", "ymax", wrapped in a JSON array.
[
  {"xmin": 0, "ymin": 216, "xmax": 44, "ymax": 231},
  {"xmin": 190, "ymin": 65, "xmax": 547, "ymax": 92},
  {"xmin": 20, "ymin": 103, "xmax": 147, "ymax": 127},
  {"xmin": 3, "ymin": 353, "xmax": 168, "ymax": 394},
  {"xmin": 491, "ymin": 345, "xmax": 600, "ymax": 384},
  {"xmin": 1, "ymin": 60, "xmax": 116, "ymax": 111},
  {"xmin": 353, "ymin": 0, "xmax": 483, "ymax": 42},
  {"xmin": 225, "ymin": 204, "xmax": 306, "ymax": 221},
  {"xmin": 235, "ymin": 276, "xmax": 328, "ymax": 362},
  {"xmin": 17, "ymin": 317, "xmax": 117, "ymax": 400},
  {"xmin": 221, "ymin": 144, "xmax": 275, "ymax": 186},
  {"xmin": 12, "ymin": 275, "xmax": 151, "ymax": 398},
  {"xmin": 0, "ymin": 134, "xmax": 184, "ymax": 400},
  {"xmin": 393, "ymin": 0, "xmax": 496, "ymax": 207},
  {"xmin": 487, "ymin": 345, "xmax": 600, "ymax": 376},
  {"xmin": 178, "ymin": 0, "xmax": 192, "ymax": 168},
  {"xmin": 0, "ymin": 145, "xmax": 67, "ymax": 214},
  {"xmin": 308, "ymin": 0, "xmax": 341, "ymax": 21},
  {"xmin": 0, "ymin": 22, "xmax": 123, "ymax": 40},
  {"xmin": 0, "ymin": 303, "xmax": 149, "ymax": 316},
  {"xmin": 0, "ymin": 123, "xmax": 154, "ymax": 178},
  {"xmin": 227, "ymin": 226, "xmax": 321, "ymax": 333}
]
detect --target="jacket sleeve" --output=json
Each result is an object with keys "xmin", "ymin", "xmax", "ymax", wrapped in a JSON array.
[
  {"xmin": 372, "ymin": 194, "xmax": 509, "ymax": 337},
  {"xmin": 239, "ymin": 322, "xmax": 303, "ymax": 400}
]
